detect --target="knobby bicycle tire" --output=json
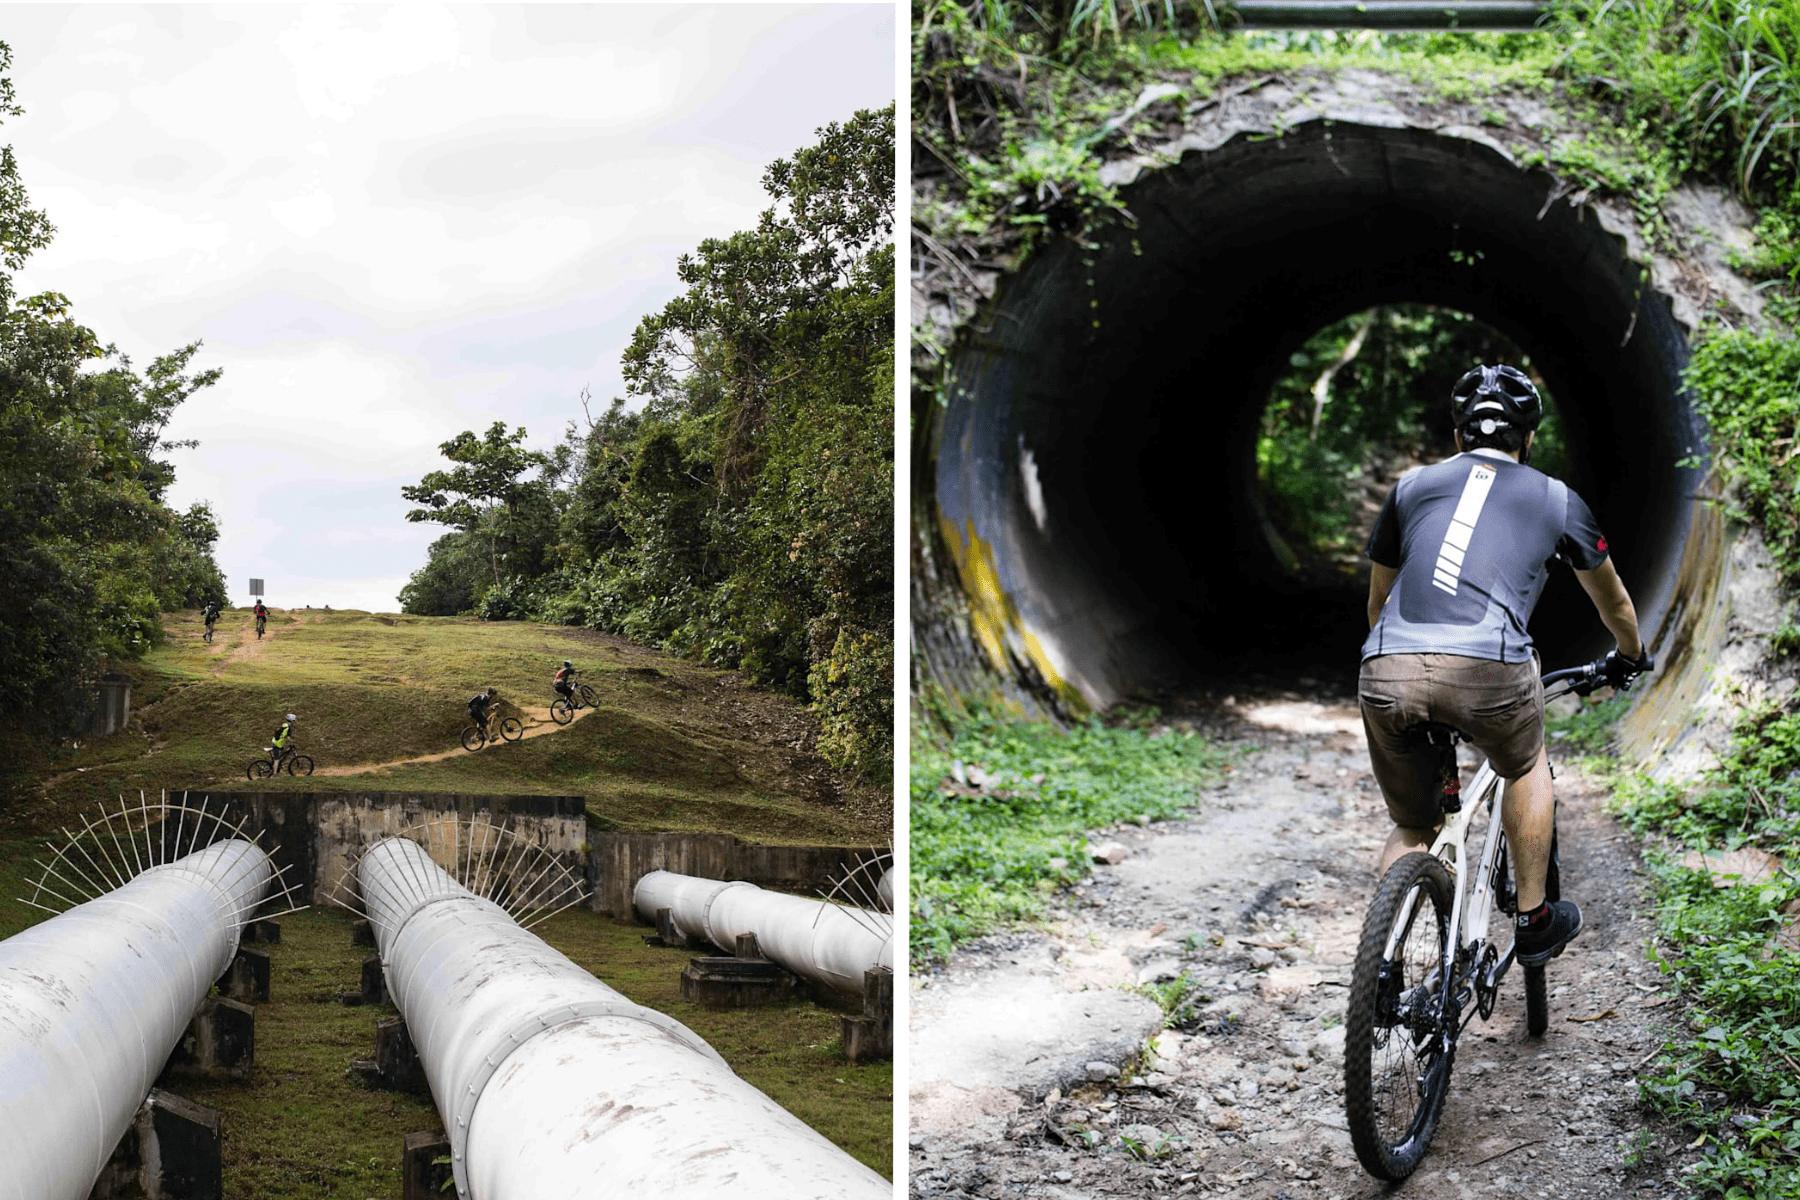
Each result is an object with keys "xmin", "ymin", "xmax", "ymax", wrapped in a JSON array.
[
  {"xmin": 248, "ymin": 759, "xmax": 273, "ymax": 781},
  {"xmin": 550, "ymin": 699, "xmax": 573, "ymax": 725},
  {"xmin": 498, "ymin": 716, "xmax": 524, "ymax": 742},
  {"xmin": 576, "ymin": 683, "xmax": 597, "ymax": 706},
  {"xmin": 1346, "ymin": 851, "xmax": 1457, "ymax": 1181},
  {"xmin": 461, "ymin": 726, "xmax": 486, "ymax": 752},
  {"xmin": 287, "ymin": 754, "xmax": 314, "ymax": 777}
]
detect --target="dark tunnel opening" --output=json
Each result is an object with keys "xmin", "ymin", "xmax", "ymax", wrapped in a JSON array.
[{"xmin": 932, "ymin": 121, "xmax": 1704, "ymax": 709}]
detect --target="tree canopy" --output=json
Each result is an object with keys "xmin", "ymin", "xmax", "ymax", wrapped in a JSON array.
[{"xmin": 398, "ymin": 104, "xmax": 896, "ymax": 776}]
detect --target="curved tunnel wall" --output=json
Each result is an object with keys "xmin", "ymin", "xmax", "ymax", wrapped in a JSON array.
[{"xmin": 932, "ymin": 120, "xmax": 1704, "ymax": 710}]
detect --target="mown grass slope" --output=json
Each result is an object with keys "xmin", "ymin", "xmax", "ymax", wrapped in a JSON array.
[{"xmin": 15, "ymin": 607, "xmax": 888, "ymax": 844}]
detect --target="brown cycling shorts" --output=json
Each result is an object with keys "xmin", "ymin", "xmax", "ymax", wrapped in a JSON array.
[{"xmin": 1358, "ymin": 653, "xmax": 1544, "ymax": 829}]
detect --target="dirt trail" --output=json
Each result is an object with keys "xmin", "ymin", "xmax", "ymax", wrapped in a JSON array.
[
  {"xmin": 209, "ymin": 608, "xmax": 321, "ymax": 671},
  {"xmin": 909, "ymin": 694, "xmax": 1689, "ymax": 1199},
  {"xmin": 301, "ymin": 705, "xmax": 594, "ymax": 778}
]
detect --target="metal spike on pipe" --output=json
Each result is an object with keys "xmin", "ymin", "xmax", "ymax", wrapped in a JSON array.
[
  {"xmin": 0, "ymin": 837, "xmax": 275, "ymax": 1200},
  {"xmin": 634, "ymin": 870, "xmax": 895, "ymax": 997},
  {"xmin": 356, "ymin": 837, "xmax": 890, "ymax": 1199}
]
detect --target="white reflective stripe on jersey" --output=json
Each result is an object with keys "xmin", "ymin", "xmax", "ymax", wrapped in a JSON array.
[{"xmin": 1431, "ymin": 463, "xmax": 1498, "ymax": 595}]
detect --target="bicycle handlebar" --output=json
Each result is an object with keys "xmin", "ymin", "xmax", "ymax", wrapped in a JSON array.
[{"xmin": 1543, "ymin": 649, "xmax": 1652, "ymax": 699}]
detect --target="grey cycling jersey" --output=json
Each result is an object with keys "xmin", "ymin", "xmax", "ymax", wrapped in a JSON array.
[{"xmin": 1362, "ymin": 450, "xmax": 1610, "ymax": 664}]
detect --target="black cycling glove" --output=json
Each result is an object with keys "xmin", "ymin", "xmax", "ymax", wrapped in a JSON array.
[{"xmin": 1598, "ymin": 647, "xmax": 1654, "ymax": 690}]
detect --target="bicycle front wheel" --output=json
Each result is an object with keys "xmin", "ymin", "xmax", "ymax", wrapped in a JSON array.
[
  {"xmin": 461, "ymin": 726, "xmax": 485, "ymax": 752},
  {"xmin": 498, "ymin": 717, "xmax": 523, "ymax": 742},
  {"xmin": 287, "ymin": 754, "xmax": 314, "ymax": 777},
  {"xmin": 248, "ymin": 759, "xmax": 273, "ymax": 781},
  {"xmin": 1346, "ymin": 851, "xmax": 1457, "ymax": 1181},
  {"xmin": 550, "ymin": 699, "xmax": 573, "ymax": 725},
  {"xmin": 576, "ymin": 683, "xmax": 597, "ymax": 706}
]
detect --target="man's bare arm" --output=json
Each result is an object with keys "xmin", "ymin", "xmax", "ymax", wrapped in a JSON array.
[
  {"xmin": 1573, "ymin": 557, "xmax": 1644, "ymax": 658},
  {"xmin": 1367, "ymin": 562, "xmax": 1399, "ymax": 629}
]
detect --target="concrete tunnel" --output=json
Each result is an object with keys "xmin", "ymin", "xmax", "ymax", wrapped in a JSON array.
[{"xmin": 925, "ymin": 119, "xmax": 1706, "ymax": 710}]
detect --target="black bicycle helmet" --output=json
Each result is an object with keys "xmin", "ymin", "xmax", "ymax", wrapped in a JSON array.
[{"xmin": 1451, "ymin": 364, "xmax": 1542, "ymax": 436}]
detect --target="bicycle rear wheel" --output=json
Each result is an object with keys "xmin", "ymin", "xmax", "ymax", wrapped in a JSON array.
[
  {"xmin": 461, "ymin": 726, "xmax": 485, "ymax": 752},
  {"xmin": 287, "ymin": 754, "xmax": 314, "ymax": 777},
  {"xmin": 498, "ymin": 717, "xmax": 523, "ymax": 742},
  {"xmin": 1345, "ymin": 851, "xmax": 1458, "ymax": 1181},
  {"xmin": 550, "ymin": 699, "xmax": 573, "ymax": 725},
  {"xmin": 248, "ymin": 759, "xmax": 273, "ymax": 781}
]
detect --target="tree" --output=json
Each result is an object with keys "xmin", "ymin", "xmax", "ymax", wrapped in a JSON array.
[{"xmin": 401, "ymin": 421, "xmax": 547, "ymax": 590}]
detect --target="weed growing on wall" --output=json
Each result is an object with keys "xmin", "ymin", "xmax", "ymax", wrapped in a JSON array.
[
  {"xmin": 910, "ymin": 707, "xmax": 1230, "ymax": 963},
  {"xmin": 1685, "ymin": 332, "xmax": 1800, "ymax": 582}
]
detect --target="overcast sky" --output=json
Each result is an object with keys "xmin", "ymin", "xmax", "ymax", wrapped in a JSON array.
[{"xmin": 4, "ymin": 3, "xmax": 894, "ymax": 612}]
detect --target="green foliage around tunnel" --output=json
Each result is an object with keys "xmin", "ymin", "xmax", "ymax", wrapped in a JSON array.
[
  {"xmin": 910, "ymin": 700, "xmax": 1231, "ymax": 964},
  {"xmin": 1685, "ymin": 330, "xmax": 1800, "ymax": 586},
  {"xmin": 398, "ymin": 105, "xmax": 896, "ymax": 779},
  {"xmin": 0, "ymin": 45, "xmax": 228, "ymax": 757}
]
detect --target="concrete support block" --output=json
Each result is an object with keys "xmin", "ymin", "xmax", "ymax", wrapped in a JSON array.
[
  {"xmin": 734, "ymin": 931, "xmax": 761, "ymax": 959},
  {"xmin": 361, "ymin": 954, "xmax": 387, "ymax": 1005},
  {"xmin": 242, "ymin": 918, "xmax": 282, "ymax": 944},
  {"xmin": 164, "ymin": 996, "xmax": 255, "ymax": 1079},
  {"xmin": 351, "ymin": 917, "xmax": 376, "ymax": 947},
  {"xmin": 679, "ymin": 955, "xmax": 794, "ymax": 1009},
  {"xmin": 353, "ymin": 1015, "xmax": 430, "ymax": 1094},
  {"xmin": 401, "ymin": 1129, "xmax": 454, "ymax": 1200},
  {"xmin": 89, "ymin": 1089, "xmax": 222, "ymax": 1200},
  {"xmin": 840, "ymin": 966, "xmax": 893, "ymax": 1063},
  {"xmin": 215, "ymin": 946, "xmax": 270, "ymax": 1003}
]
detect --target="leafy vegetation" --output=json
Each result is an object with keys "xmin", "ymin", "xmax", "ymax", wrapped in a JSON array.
[
  {"xmin": 399, "ymin": 106, "xmax": 895, "ymax": 777},
  {"xmin": 911, "ymin": 703, "xmax": 1230, "ymax": 963},
  {"xmin": 0, "ymin": 44, "xmax": 228, "ymax": 767},
  {"xmin": 1684, "ymin": 332, "xmax": 1800, "ymax": 583}
]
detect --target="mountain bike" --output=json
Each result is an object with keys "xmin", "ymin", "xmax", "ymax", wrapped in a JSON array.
[
  {"xmin": 203, "ymin": 617, "xmax": 217, "ymax": 643},
  {"xmin": 1343, "ymin": 655, "xmax": 1626, "ymax": 1180},
  {"xmin": 461, "ymin": 713, "xmax": 524, "ymax": 752},
  {"xmin": 549, "ymin": 678, "xmax": 598, "ymax": 725},
  {"xmin": 254, "ymin": 614, "xmax": 266, "ymax": 639},
  {"xmin": 248, "ymin": 744, "xmax": 314, "ymax": 780}
]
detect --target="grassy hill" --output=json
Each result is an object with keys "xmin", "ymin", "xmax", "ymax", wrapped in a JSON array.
[
  {"xmin": 9, "ymin": 605, "xmax": 889, "ymax": 844},
  {"xmin": 0, "ymin": 607, "xmax": 894, "ymax": 1194}
]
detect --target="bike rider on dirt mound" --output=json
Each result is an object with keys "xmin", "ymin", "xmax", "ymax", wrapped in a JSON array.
[
  {"xmin": 253, "ymin": 599, "xmax": 269, "ymax": 632},
  {"xmin": 553, "ymin": 660, "xmax": 576, "ymax": 703},
  {"xmin": 468, "ymin": 687, "xmax": 497, "ymax": 732},
  {"xmin": 1359, "ymin": 364, "xmax": 1652, "ymax": 965},
  {"xmin": 202, "ymin": 600, "xmax": 219, "ymax": 635}
]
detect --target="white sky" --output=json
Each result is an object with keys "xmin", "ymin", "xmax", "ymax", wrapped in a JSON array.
[{"xmin": 4, "ymin": 3, "xmax": 895, "ymax": 612}]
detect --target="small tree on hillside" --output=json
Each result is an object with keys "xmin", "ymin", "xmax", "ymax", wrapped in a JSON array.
[{"xmin": 401, "ymin": 421, "xmax": 546, "ymax": 590}]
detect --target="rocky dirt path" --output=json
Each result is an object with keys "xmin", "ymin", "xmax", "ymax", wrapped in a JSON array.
[
  {"xmin": 909, "ymin": 694, "xmax": 1692, "ymax": 1199},
  {"xmin": 303, "ymin": 704, "xmax": 593, "ymax": 777}
]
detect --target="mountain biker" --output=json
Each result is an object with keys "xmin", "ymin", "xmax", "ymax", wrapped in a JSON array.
[
  {"xmin": 553, "ymin": 660, "xmax": 576, "ymax": 703},
  {"xmin": 468, "ymin": 687, "xmax": 498, "ymax": 732},
  {"xmin": 272, "ymin": 712, "xmax": 296, "ymax": 760},
  {"xmin": 1359, "ymin": 364, "xmax": 1652, "ymax": 966},
  {"xmin": 253, "ymin": 600, "xmax": 269, "ymax": 631},
  {"xmin": 202, "ymin": 601, "xmax": 220, "ymax": 634}
]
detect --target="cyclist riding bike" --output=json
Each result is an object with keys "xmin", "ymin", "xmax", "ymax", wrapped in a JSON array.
[
  {"xmin": 202, "ymin": 601, "xmax": 220, "ymax": 637},
  {"xmin": 271, "ymin": 712, "xmax": 297, "ymax": 763},
  {"xmin": 468, "ymin": 687, "xmax": 498, "ymax": 733},
  {"xmin": 1359, "ymin": 364, "xmax": 1652, "ymax": 965},
  {"xmin": 553, "ymin": 660, "xmax": 576, "ymax": 702},
  {"xmin": 253, "ymin": 600, "xmax": 269, "ymax": 634}
]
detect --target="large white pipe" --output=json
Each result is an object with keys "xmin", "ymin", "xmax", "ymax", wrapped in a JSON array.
[
  {"xmin": 358, "ymin": 837, "xmax": 889, "ymax": 1200},
  {"xmin": 0, "ymin": 839, "xmax": 273, "ymax": 1200},
  {"xmin": 633, "ymin": 869, "xmax": 894, "ymax": 997}
]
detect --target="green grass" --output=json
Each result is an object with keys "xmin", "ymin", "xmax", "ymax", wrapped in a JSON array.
[
  {"xmin": 17, "ymin": 607, "xmax": 886, "ymax": 846},
  {"xmin": 1611, "ymin": 706, "xmax": 1800, "ymax": 1197},
  {"xmin": 153, "ymin": 906, "xmax": 889, "ymax": 1197},
  {"xmin": 910, "ymin": 705, "xmax": 1230, "ymax": 964}
]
